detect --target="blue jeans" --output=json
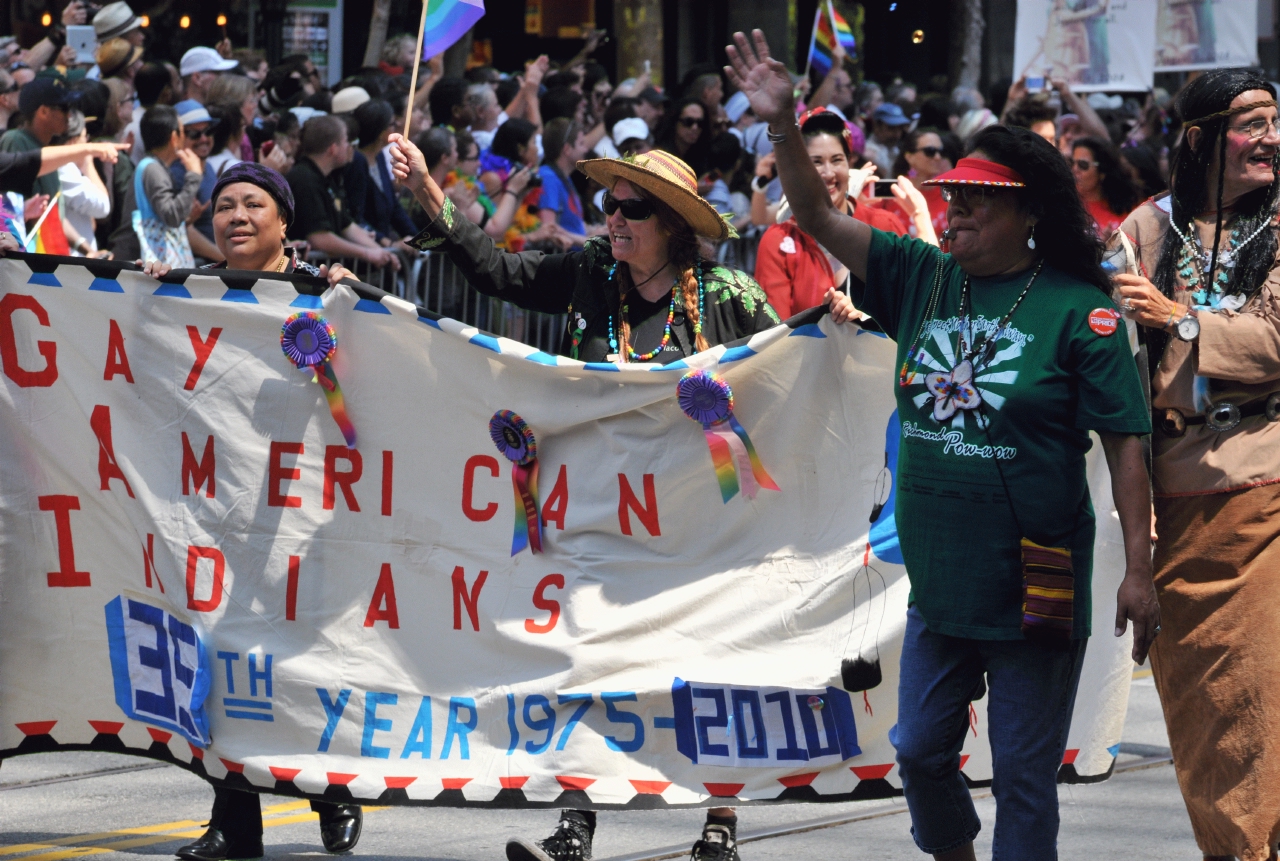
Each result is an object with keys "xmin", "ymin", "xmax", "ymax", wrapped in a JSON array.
[{"xmin": 892, "ymin": 606, "xmax": 1087, "ymax": 858}]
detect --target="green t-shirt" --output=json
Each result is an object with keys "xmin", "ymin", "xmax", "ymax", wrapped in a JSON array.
[
  {"xmin": 0, "ymin": 129, "xmax": 59, "ymax": 199},
  {"xmin": 859, "ymin": 230, "xmax": 1150, "ymax": 640}
]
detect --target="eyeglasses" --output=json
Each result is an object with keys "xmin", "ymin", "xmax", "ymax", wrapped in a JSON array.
[
  {"xmin": 678, "ymin": 116, "xmax": 704, "ymax": 128},
  {"xmin": 602, "ymin": 193, "xmax": 654, "ymax": 221},
  {"xmin": 184, "ymin": 126, "xmax": 211, "ymax": 139},
  {"xmin": 1072, "ymin": 158, "xmax": 1098, "ymax": 171},
  {"xmin": 1230, "ymin": 116, "xmax": 1280, "ymax": 141},
  {"xmin": 912, "ymin": 146, "xmax": 943, "ymax": 158},
  {"xmin": 940, "ymin": 185, "xmax": 995, "ymax": 208}
]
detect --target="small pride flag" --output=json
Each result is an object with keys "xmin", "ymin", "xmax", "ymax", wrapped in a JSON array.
[
  {"xmin": 25, "ymin": 194, "xmax": 69, "ymax": 256},
  {"xmin": 420, "ymin": 0, "xmax": 486, "ymax": 61},
  {"xmin": 808, "ymin": 1, "xmax": 856, "ymax": 78}
]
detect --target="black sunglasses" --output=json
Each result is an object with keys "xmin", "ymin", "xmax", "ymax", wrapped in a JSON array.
[
  {"xmin": 185, "ymin": 126, "xmax": 211, "ymax": 139},
  {"xmin": 914, "ymin": 146, "xmax": 943, "ymax": 158},
  {"xmin": 602, "ymin": 192, "xmax": 654, "ymax": 221},
  {"xmin": 678, "ymin": 116, "xmax": 704, "ymax": 128},
  {"xmin": 1073, "ymin": 158, "xmax": 1098, "ymax": 171}
]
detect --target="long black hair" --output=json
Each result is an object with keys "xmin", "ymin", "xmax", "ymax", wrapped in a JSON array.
[
  {"xmin": 967, "ymin": 125, "xmax": 1110, "ymax": 293},
  {"xmin": 1152, "ymin": 70, "xmax": 1279, "ymax": 302},
  {"xmin": 1072, "ymin": 136, "xmax": 1141, "ymax": 216}
]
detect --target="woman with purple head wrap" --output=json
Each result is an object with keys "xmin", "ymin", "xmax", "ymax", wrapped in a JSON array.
[{"xmin": 139, "ymin": 161, "xmax": 354, "ymax": 285}]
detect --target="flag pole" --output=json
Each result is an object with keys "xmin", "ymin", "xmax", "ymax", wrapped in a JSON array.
[
  {"xmin": 803, "ymin": 5, "xmax": 820, "ymax": 80},
  {"xmin": 403, "ymin": 0, "xmax": 431, "ymax": 140},
  {"xmin": 24, "ymin": 190, "xmax": 61, "ymax": 251}
]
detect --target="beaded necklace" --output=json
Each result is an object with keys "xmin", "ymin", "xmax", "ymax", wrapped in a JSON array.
[
  {"xmin": 1168, "ymin": 214, "xmax": 1269, "ymax": 309},
  {"xmin": 606, "ymin": 261, "xmax": 705, "ymax": 362}
]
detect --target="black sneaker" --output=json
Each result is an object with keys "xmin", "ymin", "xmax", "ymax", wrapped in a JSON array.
[
  {"xmin": 506, "ymin": 812, "xmax": 593, "ymax": 861},
  {"xmin": 689, "ymin": 824, "xmax": 740, "ymax": 861}
]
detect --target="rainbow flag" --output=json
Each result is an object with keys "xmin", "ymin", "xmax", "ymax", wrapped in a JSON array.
[
  {"xmin": 808, "ymin": 1, "xmax": 856, "ymax": 78},
  {"xmin": 420, "ymin": 0, "xmax": 485, "ymax": 60},
  {"xmin": 26, "ymin": 197, "xmax": 69, "ymax": 256}
]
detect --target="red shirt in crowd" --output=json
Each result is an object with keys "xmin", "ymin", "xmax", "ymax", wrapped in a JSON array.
[
  {"xmin": 755, "ymin": 200, "xmax": 908, "ymax": 320},
  {"xmin": 1084, "ymin": 197, "xmax": 1125, "ymax": 239}
]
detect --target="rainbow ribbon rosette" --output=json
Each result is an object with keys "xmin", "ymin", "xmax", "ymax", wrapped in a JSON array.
[
  {"xmin": 489, "ymin": 410, "xmax": 542, "ymax": 555},
  {"xmin": 677, "ymin": 369, "xmax": 779, "ymax": 503},
  {"xmin": 281, "ymin": 312, "xmax": 356, "ymax": 447}
]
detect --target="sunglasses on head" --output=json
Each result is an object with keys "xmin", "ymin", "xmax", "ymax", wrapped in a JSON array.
[
  {"xmin": 678, "ymin": 116, "xmax": 704, "ymax": 128},
  {"xmin": 1072, "ymin": 158, "xmax": 1098, "ymax": 171},
  {"xmin": 914, "ymin": 146, "xmax": 943, "ymax": 158},
  {"xmin": 602, "ymin": 192, "xmax": 654, "ymax": 221}
]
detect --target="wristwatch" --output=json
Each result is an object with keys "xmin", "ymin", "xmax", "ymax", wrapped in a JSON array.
[{"xmin": 1172, "ymin": 308, "xmax": 1200, "ymax": 342}]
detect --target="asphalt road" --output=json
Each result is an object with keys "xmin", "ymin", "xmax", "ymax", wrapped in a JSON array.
[{"xmin": 0, "ymin": 672, "xmax": 1194, "ymax": 861}]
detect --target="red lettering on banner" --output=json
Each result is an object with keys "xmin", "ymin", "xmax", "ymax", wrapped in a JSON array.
[
  {"xmin": 184, "ymin": 326, "xmax": 222, "ymax": 391},
  {"xmin": 185, "ymin": 546, "xmax": 225, "ymax": 612},
  {"xmin": 181, "ymin": 432, "xmax": 216, "ymax": 498},
  {"xmin": 452, "ymin": 566, "xmax": 489, "ymax": 631},
  {"xmin": 541, "ymin": 465, "xmax": 568, "ymax": 530},
  {"xmin": 618, "ymin": 473, "xmax": 660, "ymax": 536},
  {"xmin": 286, "ymin": 555, "xmax": 299, "ymax": 621},
  {"xmin": 103, "ymin": 319, "xmax": 134, "ymax": 383},
  {"xmin": 0, "ymin": 293, "xmax": 58, "ymax": 387},
  {"xmin": 323, "ymin": 446, "xmax": 362, "ymax": 511},
  {"xmin": 364, "ymin": 563, "xmax": 400, "ymax": 628},
  {"xmin": 268, "ymin": 442, "xmax": 304, "ymax": 508},
  {"xmin": 90, "ymin": 404, "xmax": 134, "ymax": 498},
  {"xmin": 143, "ymin": 533, "xmax": 164, "ymax": 592},
  {"xmin": 38, "ymin": 495, "xmax": 89, "ymax": 587},
  {"xmin": 525, "ymin": 574, "xmax": 564, "ymax": 634},
  {"xmin": 461, "ymin": 455, "xmax": 500, "ymax": 522},
  {"xmin": 381, "ymin": 450, "xmax": 393, "ymax": 516}
]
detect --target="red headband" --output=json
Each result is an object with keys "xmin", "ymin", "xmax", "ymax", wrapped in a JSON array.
[
  {"xmin": 798, "ymin": 106, "xmax": 855, "ymax": 157},
  {"xmin": 921, "ymin": 157, "xmax": 1027, "ymax": 188}
]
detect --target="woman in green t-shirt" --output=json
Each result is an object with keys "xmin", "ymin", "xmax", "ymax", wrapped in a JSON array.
[{"xmin": 728, "ymin": 30, "xmax": 1159, "ymax": 861}]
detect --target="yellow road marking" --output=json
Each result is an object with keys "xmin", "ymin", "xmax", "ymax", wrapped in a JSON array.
[{"xmin": 1133, "ymin": 668, "xmax": 1153, "ymax": 679}]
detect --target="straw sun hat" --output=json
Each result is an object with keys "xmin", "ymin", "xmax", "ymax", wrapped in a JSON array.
[{"xmin": 578, "ymin": 150, "xmax": 729, "ymax": 241}]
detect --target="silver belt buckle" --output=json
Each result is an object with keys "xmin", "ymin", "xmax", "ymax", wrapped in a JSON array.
[
  {"xmin": 1267, "ymin": 393, "xmax": 1280, "ymax": 422},
  {"xmin": 1206, "ymin": 402, "xmax": 1241, "ymax": 432}
]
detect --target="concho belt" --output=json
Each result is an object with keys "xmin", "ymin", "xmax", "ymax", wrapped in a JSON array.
[{"xmin": 1155, "ymin": 392, "xmax": 1280, "ymax": 437}]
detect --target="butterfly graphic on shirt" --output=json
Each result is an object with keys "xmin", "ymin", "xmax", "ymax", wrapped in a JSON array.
[{"xmin": 905, "ymin": 317, "xmax": 1025, "ymax": 431}]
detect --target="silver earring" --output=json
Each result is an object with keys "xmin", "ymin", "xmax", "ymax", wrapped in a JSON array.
[{"xmin": 1027, "ymin": 229, "xmax": 1036, "ymax": 250}]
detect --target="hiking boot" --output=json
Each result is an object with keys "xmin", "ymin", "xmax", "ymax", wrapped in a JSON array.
[
  {"xmin": 689, "ymin": 823, "xmax": 740, "ymax": 861},
  {"xmin": 506, "ymin": 811, "xmax": 593, "ymax": 861}
]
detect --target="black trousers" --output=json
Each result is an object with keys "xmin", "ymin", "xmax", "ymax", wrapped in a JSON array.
[{"xmin": 210, "ymin": 786, "xmax": 347, "ymax": 844}]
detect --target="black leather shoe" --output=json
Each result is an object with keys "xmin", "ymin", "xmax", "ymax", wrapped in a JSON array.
[
  {"xmin": 175, "ymin": 827, "xmax": 263, "ymax": 861},
  {"xmin": 319, "ymin": 805, "xmax": 362, "ymax": 853}
]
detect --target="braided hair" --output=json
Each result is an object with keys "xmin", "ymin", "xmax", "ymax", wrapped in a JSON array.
[
  {"xmin": 1153, "ymin": 70, "xmax": 1280, "ymax": 303},
  {"xmin": 615, "ymin": 187, "xmax": 709, "ymax": 362}
]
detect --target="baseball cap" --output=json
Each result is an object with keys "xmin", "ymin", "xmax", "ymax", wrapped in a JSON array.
[
  {"xmin": 180, "ymin": 46, "xmax": 238, "ymax": 77},
  {"xmin": 724, "ymin": 91, "xmax": 751, "ymax": 123},
  {"xmin": 175, "ymin": 99, "xmax": 218, "ymax": 127},
  {"xmin": 872, "ymin": 103, "xmax": 912, "ymax": 126},
  {"xmin": 19, "ymin": 77, "xmax": 79, "ymax": 115},
  {"xmin": 611, "ymin": 117, "xmax": 649, "ymax": 148},
  {"xmin": 93, "ymin": 1, "xmax": 142, "ymax": 40},
  {"xmin": 330, "ymin": 86, "xmax": 370, "ymax": 115}
]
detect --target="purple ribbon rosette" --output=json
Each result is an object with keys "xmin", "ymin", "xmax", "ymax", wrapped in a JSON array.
[{"xmin": 677, "ymin": 369, "xmax": 779, "ymax": 503}]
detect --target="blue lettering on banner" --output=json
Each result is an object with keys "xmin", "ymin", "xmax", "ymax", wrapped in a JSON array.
[
  {"xmin": 104, "ymin": 596, "xmax": 211, "ymax": 747},
  {"xmin": 400, "ymin": 696, "xmax": 433, "ymax": 759},
  {"xmin": 671, "ymin": 678, "xmax": 860, "ymax": 767},
  {"xmin": 602, "ymin": 692, "xmax": 644, "ymax": 752},
  {"xmin": 217, "ymin": 650, "xmax": 274, "ymax": 722},
  {"xmin": 316, "ymin": 688, "xmax": 351, "ymax": 752},
  {"xmin": 361, "ymin": 691, "xmax": 398, "ymax": 758},
  {"xmin": 440, "ymin": 697, "xmax": 477, "ymax": 760}
]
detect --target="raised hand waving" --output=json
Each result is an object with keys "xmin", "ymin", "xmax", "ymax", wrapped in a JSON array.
[{"xmin": 724, "ymin": 30, "xmax": 796, "ymax": 127}]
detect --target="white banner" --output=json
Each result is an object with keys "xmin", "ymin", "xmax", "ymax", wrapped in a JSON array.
[
  {"xmin": 0, "ymin": 256, "xmax": 1134, "ymax": 808},
  {"xmin": 1156, "ymin": 0, "xmax": 1258, "ymax": 72},
  {"xmin": 1015, "ymin": 0, "xmax": 1157, "ymax": 92}
]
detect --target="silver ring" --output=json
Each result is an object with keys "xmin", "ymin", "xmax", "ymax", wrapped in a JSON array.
[{"xmin": 1120, "ymin": 298, "xmax": 1133, "ymax": 312}]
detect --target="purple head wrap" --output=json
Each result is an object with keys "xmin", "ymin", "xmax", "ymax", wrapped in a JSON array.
[{"xmin": 211, "ymin": 162, "xmax": 296, "ymax": 228}]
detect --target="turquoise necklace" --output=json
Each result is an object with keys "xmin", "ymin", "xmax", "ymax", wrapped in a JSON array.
[
  {"xmin": 606, "ymin": 261, "xmax": 706, "ymax": 361},
  {"xmin": 1170, "ymin": 215, "xmax": 1269, "ymax": 310}
]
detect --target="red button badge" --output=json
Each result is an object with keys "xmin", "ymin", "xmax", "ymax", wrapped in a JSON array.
[{"xmin": 1088, "ymin": 308, "xmax": 1119, "ymax": 336}]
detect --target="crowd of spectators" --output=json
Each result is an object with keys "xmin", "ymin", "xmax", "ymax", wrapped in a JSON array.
[{"xmin": 0, "ymin": 0, "xmax": 1177, "ymax": 297}]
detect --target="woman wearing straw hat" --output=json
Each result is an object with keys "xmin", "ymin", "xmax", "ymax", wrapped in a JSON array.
[
  {"xmin": 389, "ymin": 133, "xmax": 778, "ymax": 366},
  {"xmin": 388, "ymin": 133, "xmax": 777, "ymax": 861}
]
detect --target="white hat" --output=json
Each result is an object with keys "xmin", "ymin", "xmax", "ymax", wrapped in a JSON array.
[
  {"xmin": 289, "ymin": 106, "xmax": 327, "ymax": 125},
  {"xmin": 93, "ymin": 1, "xmax": 141, "ymax": 40},
  {"xmin": 611, "ymin": 117, "xmax": 650, "ymax": 148},
  {"xmin": 181, "ymin": 46, "xmax": 238, "ymax": 77},
  {"xmin": 330, "ymin": 86, "xmax": 370, "ymax": 115},
  {"xmin": 724, "ymin": 91, "xmax": 751, "ymax": 123}
]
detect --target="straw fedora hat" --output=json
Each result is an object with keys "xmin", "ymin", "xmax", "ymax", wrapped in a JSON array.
[
  {"xmin": 578, "ymin": 150, "xmax": 728, "ymax": 241},
  {"xmin": 96, "ymin": 37, "xmax": 143, "ymax": 79}
]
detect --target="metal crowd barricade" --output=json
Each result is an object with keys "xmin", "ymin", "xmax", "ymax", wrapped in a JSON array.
[{"xmin": 310, "ymin": 249, "xmax": 567, "ymax": 354}]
